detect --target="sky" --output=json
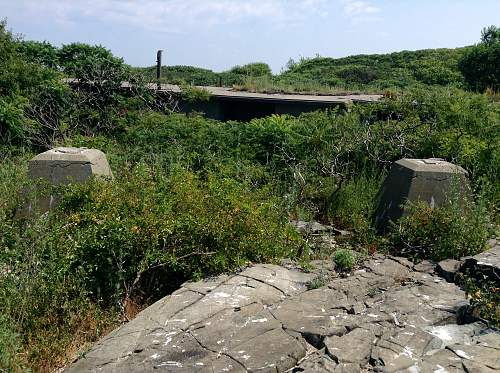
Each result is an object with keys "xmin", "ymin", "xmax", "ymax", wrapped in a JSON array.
[{"xmin": 1, "ymin": 0, "xmax": 499, "ymax": 73}]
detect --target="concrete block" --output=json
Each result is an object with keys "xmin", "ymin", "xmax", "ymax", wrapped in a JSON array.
[
  {"xmin": 18, "ymin": 147, "xmax": 112, "ymax": 217},
  {"xmin": 374, "ymin": 158, "xmax": 470, "ymax": 232},
  {"xmin": 28, "ymin": 147, "xmax": 112, "ymax": 185}
]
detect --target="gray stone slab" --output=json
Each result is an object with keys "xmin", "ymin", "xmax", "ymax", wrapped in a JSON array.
[
  {"xmin": 294, "ymin": 349, "xmax": 338, "ymax": 372},
  {"xmin": 437, "ymin": 259, "xmax": 463, "ymax": 282},
  {"xmin": 462, "ymin": 246, "xmax": 500, "ymax": 286},
  {"xmin": 66, "ymin": 260, "xmax": 500, "ymax": 373},
  {"xmin": 325, "ymin": 328, "xmax": 375, "ymax": 365}
]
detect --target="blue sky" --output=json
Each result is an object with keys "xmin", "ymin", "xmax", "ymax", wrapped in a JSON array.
[{"xmin": 2, "ymin": 0, "xmax": 499, "ymax": 72}]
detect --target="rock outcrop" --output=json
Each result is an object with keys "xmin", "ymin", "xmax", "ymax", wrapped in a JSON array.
[
  {"xmin": 462, "ymin": 241, "xmax": 500, "ymax": 286},
  {"xmin": 67, "ymin": 254, "xmax": 499, "ymax": 372}
]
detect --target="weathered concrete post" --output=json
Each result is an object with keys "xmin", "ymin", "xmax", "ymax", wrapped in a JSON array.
[
  {"xmin": 374, "ymin": 158, "xmax": 470, "ymax": 232},
  {"xmin": 20, "ymin": 147, "xmax": 112, "ymax": 215},
  {"xmin": 156, "ymin": 50, "xmax": 163, "ymax": 90},
  {"xmin": 29, "ymin": 147, "xmax": 112, "ymax": 184}
]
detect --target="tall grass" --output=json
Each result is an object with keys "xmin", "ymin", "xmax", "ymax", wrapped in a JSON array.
[{"xmin": 232, "ymin": 75, "xmax": 380, "ymax": 95}]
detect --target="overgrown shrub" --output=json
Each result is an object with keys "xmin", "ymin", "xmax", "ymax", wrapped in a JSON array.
[
  {"xmin": 180, "ymin": 85, "xmax": 211, "ymax": 103},
  {"xmin": 459, "ymin": 26, "xmax": 500, "ymax": 92},
  {"xmin": 230, "ymin": 62, "xmax": 272, "ymax": 77},
  {"xmin": 327, "ymin": 172, "xmax": 385, "ymax": 244},
  {"xmin": 459, "ymin": 273, "xmax": 499, "ymax": 327},
  {"xmin": 277, "ymin": 48, "xmax": 467, "ymax": 90},
  {"xmin": 0, "ymin": 21, "xmax": 67, "ymax": 147},
  {"xmin": 389, "ymin": 197, "xmax": 491, "ymax": 261},
  {"xmin": 55, "ymin": 166, "xmax": 302, "ymax": 302},
  {"xmin": 0, "ymin": 314, "xmax": 24, "ymax": 373},
  {"xmin": 333, "ymin": 249, "xmax": 356, "ymax": 271},
  {"xmin": 0, "ymin": 161, "xmax": 303, "ymax": 370},
  {"xmin": 18, "ymin": 40, "xmax": 59, "ymax": 69}
]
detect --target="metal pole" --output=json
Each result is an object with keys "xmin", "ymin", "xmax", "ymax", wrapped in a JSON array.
[{"xmin": 156, "ymin": 50, "xmax": 163, "ymax": 90}]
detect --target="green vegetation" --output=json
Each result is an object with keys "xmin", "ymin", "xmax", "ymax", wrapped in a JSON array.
[
  {"xmin": 136, "ymin": 62, "xmax": 273, "ymax": 87},
  {"xmin": 459, "ymin": 273, "xmax": 500, "ymax": 327},
  {"xmin": 459, "ymin": 25, "xmax": 500, "ymax": 92},
  {"xmin": 307, "ymin": 275, "xmax": 328, "ymax": 290},
  {"xmin": 137, "ymin": 26, "xmax": 499, "ymax": 95},
  {"xmin": 138, "ymin": 65, "xmax": 222, "ymax": 85},
  {"xmin": 332, "ymin": 249, "xmax": 356, "ymax": 272},
  {"xmin": 389, "ymin": 198, "xmax": 491, "ymax": 261},
  {"xmin": 137, "ymin": 48, "xmax": 471, "ymax": 93},
  {"xmin": 0, "ymin": 20, "xmax": 499, "ymax": 371},
  {"xmin": 278, "ymin": 48, "xmax": 468, "ymax": 90},
  {"xmin": 229, "ymin": 62, "xmax": 272, "ymax": 77},
  {"xmin": 180, "ymin": 85, "xmax": 212, "ymax": 102}
]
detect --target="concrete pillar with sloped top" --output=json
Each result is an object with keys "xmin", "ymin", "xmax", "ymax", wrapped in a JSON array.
[
  {"xmin": 28, "ymin": 147, "xmax": 112, "ymax": 185},
  {"xmin": 19, "ymin": 147, "xmax": 113, "ymax": 216},
  {"xmin": 374, "ymin": 158, "xmax": 470, "ymax": 232}
]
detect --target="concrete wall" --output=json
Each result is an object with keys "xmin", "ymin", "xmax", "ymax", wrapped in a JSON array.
[{"xmin": 178, "ymin": 97, "xmax": 344, "ymax": 121}]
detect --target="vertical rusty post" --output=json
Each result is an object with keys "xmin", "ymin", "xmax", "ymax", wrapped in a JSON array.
[{"xmin": 156, "ymin": 50, "xmax": 163, "ymax": 90}]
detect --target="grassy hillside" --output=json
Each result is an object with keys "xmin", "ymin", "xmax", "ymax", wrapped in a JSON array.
[
  {"xmin": 135, "ymin": 62, "xmax": 271, "ymax": 87},
  {"xmin": 278, "ymin": 48, "xmax": 469, "ymax": 90},
  {"xmin": 136, "ymin": 47, "xmax": 470, "ymax": 92}
]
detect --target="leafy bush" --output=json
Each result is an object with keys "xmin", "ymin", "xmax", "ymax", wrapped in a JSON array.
[
  {"xmin": 459, "ymin": 25, "xmax": 500, "ymax": 92},
  {"xmin": 55, "ymin": 166, "xmax": 302, "ymax": 301},
  {"xmin": 389, "ymin": 197, "xmax": 491, "ymax": 261},
  {"xmin": 18, "ymin": 40, "xmax": 59, "ymax": 69},
  {"xmin": 136, "ymin": 65, "xmax": 221, "ymax": 86},
  {"xmin": 411, "ymin": 59, "xmax": 463, "ymax": 86},
  {"xmin": 333, "ymin": 249, "xmax": 356, "ymax": 271},
  {"xmin": 0, "ymin": 161, "xmax": 303, "ymax": 370},
  {"xmin": 180, "ymin": 85, "xmax": 211, "ymax": 103},
  {"xmin": 459, "ymin": 273, "xmax": 499, "ymax": 327},
  {"xmin": 327, "ymin": 172, "xmax": 385, "ymax": 244},
  {"xmin": 0, "ymin": 21, "xmax": 67, "ymax": 147},
  {"xmin": 230, "ymin": 62, "xmax": 272, "ymax": 77},
  {"xmin": 459, "ymin": 37, "xmax": 500, "ymax": 92},
  {"xmin": 0, "ymin": 314, "xmax": 24, "ymax": 373},
  {"xmin": 307, "ymin": 274, "xmax": 327, "ymax": 289},
  {"xmin": 277, "ymin": 48, "xmax": 467, "ymax": 90},
  {"xmin": 0, "ymin": 21, "xmax": 155, "ymax": 148},
  {"xmin": 336, "ymin": 65, "xmax": 380, "ymax": 84}
]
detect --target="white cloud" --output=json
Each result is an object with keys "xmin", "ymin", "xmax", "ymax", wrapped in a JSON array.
[
  {"xmin": 7, "ymin": 0, "xmax": 383, "ymax": 33},
  {"xmin": 340, "ymin": 0, "xmax": 382, "ymax": 25},
  {"xmin": 342, "ymin": 0, "xmax": 380, "ymax": 17},
  {"xmin": 11, "ymin": 0, "xmax": 339, "ymax": 33}
]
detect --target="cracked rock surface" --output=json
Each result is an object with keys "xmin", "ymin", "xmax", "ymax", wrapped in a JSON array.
[{"xmin": 67, "ymin": 257, "xmax": 499, "ymax": 372}]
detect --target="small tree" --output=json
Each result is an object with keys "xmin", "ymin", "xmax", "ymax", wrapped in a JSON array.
[
  {"xmin": 459, "ymin": 25, "xmax": 500, "ymax": 92},
  {"xmin": 230, "ymin": 62, "xmax": 272, "ymax": 77},
  {"xmin": 0, "ymin": 20, "xmax": 67, "ymax": 147},
  {"xmin": 17, "ymin": 40, "xmax": 59, "ymax": 69},
  {"xmin": 56, "ymin": 43, "xmax": 131, "ymax": 133},
  {"xmin": 481, "ymin": 25, "xmax": 500, "ymax": 44}
]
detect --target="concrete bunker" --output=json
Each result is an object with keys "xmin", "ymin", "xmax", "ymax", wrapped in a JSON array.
[
  {"xmin": 170, "ymin": 86, "xmax": 382, "ymax": 121},
  {"xmin": 180, "ymin": 96, "xmax": 337, "ymax": 121}
]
